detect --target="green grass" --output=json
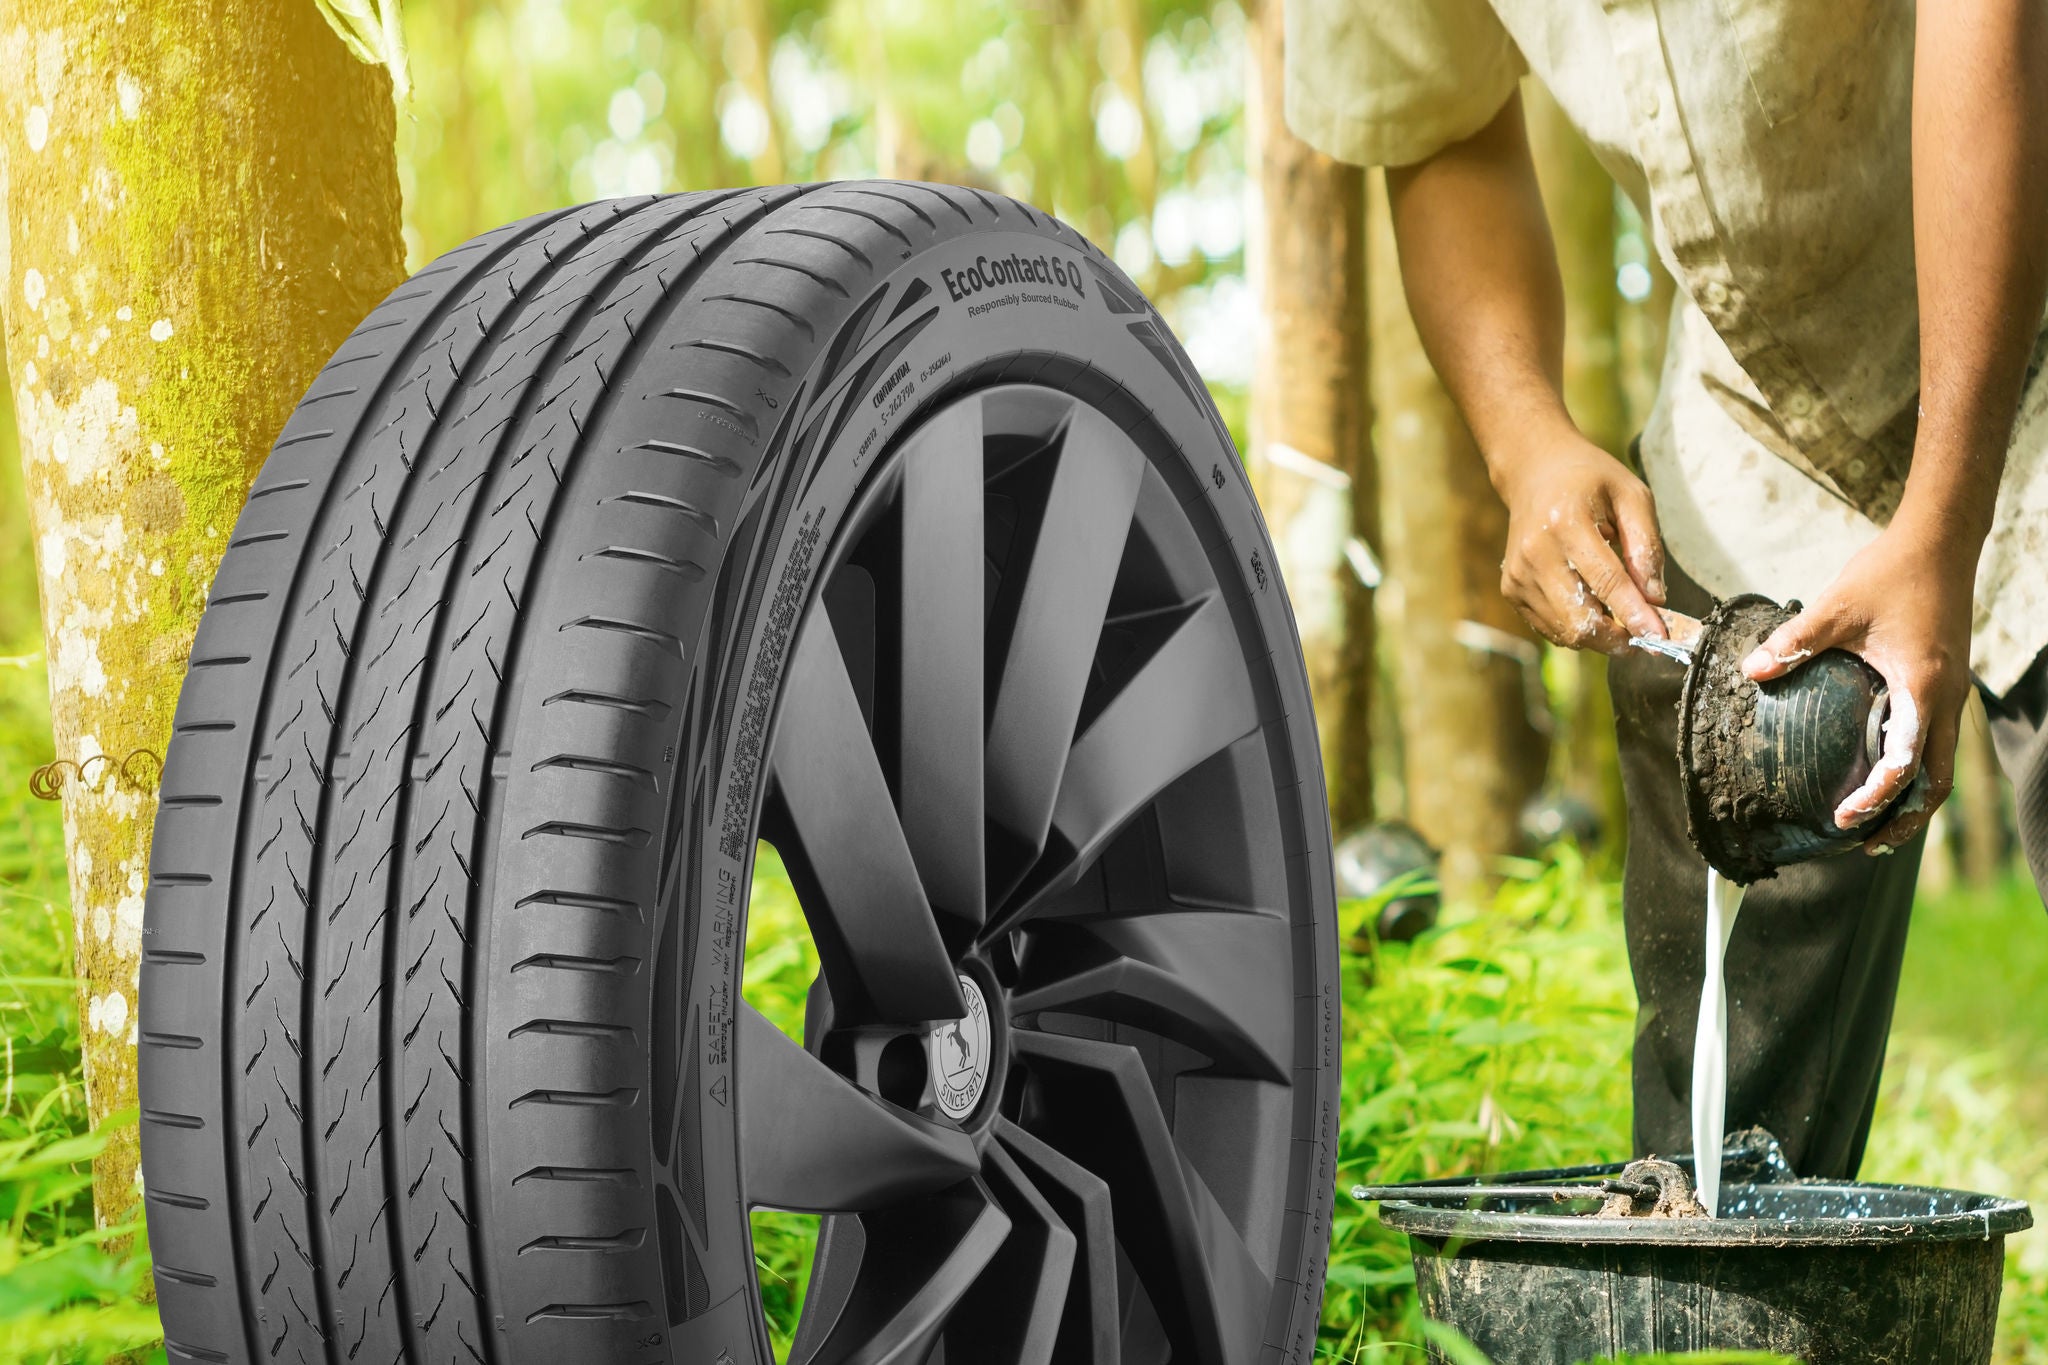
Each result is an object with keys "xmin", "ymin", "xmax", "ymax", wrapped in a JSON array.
[
  {"xmin": 742, "ymin": 846, "xmax": 824, "ymax": 1356},
  {"xmin": 1865, "ymin": 871, "xmax": 2048, "ymax": 1363},
  {"xmin": 1321, "ymin": 849, "xmax": 1638, "ymax": 1357},
  {"xmin": 0, "ymin": 659, "xmax": 163, "ymax": 1365}
]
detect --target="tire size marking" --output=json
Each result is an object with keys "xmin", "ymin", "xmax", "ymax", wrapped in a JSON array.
[
  {"xmin": 856, "ymin": 381, "xmax": 918, "ymax": 466},
  {"xmin": 855, "ymin": 361, "xmax": 933, "ymax": 468}
]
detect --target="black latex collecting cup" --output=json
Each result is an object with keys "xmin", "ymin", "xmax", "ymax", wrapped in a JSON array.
[{"xmin": 1679, "ymin": 595, "xmax": 1894, "ymax": 884}]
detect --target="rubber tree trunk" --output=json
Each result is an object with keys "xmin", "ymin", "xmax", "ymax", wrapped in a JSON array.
[
  {"xmin": 0, "ymin": 339, "xmax": 33, "ymax": 653},
  {"xmin": 718, "ymin": 0, "xmax": 785, "ymax": 185},
  {"xmin": 1623, "ymin": 252, "xmax": 1678, "ymax": 435},
  {"xmin": 1368, "ymin": 174, "xmax": 1549, "ymax": 896},
  {"xmin": 0, "ymin": 7, "xmax": 404, "ymax": 1226},
  {"xmin": 1246, "ymin": 0, "xmax": 1377, "ymax": 831},
  {"xmin": 1526, "ymin": 84, "xmax": 1629, "ymax": 859},
  {"xmin": 1958, "ymin": 693, "xmax": 2008, "ymax": 886}
]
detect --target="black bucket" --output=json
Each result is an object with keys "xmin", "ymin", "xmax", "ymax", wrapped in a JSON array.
[{"xmin": 1379, "ymin": 1179, "xmax": 2031, "ymax": 1363}]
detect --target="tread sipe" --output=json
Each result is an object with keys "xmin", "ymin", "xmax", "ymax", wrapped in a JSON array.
[{"xmin": 142, "ymin": 182, "xmax": 1338, "ymax": 1365}]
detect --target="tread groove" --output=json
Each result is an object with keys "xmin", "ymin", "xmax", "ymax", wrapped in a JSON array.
[
  {"xmin": 625, "ymin": 438, "xmax": 742, "ymax": 478},
  {"xmin": 511, "ymin": 1166, "xmax": 639, "ymax": 1186},
  {"xmin": 732, "ymin": 253, "xmax": 852, "ymax": 295},
  {"xmin": 507, "ymin": 1019, "xmax": 637, "ymax": 1039},
  {"xmin": 519, "ymin": 820, "xmax": 652, "ymax": 847},
  {"xmin": 508, "ymin": 1088, "xmax": 640, "ymax": 1109},
  {"xmin": 765, "ymin": 225, "xmax": 873, "ymax": 268},
  {"xmin": 598, "ymin": 490, "xmax": 720, "ymax": 536},
  {"xmin": 579, "ymin": 544, "xmax": 707, "ymax": 579},
  {"xmin": 559, "ymin": 614, "xmax": 687, "ymax": 657},
  {"xmin": 540, "ymin": 688, "xmax": 672, "ymax": 718},
  {"xmin": 678, "ymin": 334, "xmax": 799, "ymax": 372},
  {"xmin": 514, "ymin": 889, "xmax": 644, "ymax": 919},
  {"xmin": 516, "ymin": 1228, "xmax": 646, "ymax": 1254},
  {"xmin": 509, "ymin": 953, "xmax": 644, "ymax": 975}
]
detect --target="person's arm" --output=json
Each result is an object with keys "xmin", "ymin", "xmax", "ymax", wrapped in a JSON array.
[
  {"xmin": 1742, "ymin": 0, "xmax": 2048, "ymax": 853},
  {"xmin": 1387, "ymin": 91, "xmax": 1669, "ymax": 654}
]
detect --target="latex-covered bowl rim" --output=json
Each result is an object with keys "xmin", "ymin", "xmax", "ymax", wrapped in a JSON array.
[
  {"xmin": 1377, "ymin": 1181, "xmax": 2033, "ymax": 1247},
  {"xmin": 1678, "ymin": 593, "xmax": 1792, "ymax": 885}
]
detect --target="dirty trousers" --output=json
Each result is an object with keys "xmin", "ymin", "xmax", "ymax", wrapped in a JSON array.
[{"xmin": 1610, "ymin": 563, "xmax": 2048, "ymax": 1178}]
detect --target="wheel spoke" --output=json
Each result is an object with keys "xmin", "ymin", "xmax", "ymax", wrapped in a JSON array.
[
  {"xmin": 898, "ymin": 399, "xmax": 987, "ymax": 926},
  {"xmin": 790, "ymin": 1215, "xmax": 865, "ymax": 1364},
  {"xmin": 990, "ymin": 593, "xmax": 1261, "ymax": 933},
  {"xmin": 938, "ymin": 1142, "xmax": 1078, "ymax": 1365},
  {"xmin": 770, "ymin": 607, "xmax": 965, "ymax": 1024},
  {"xmin": 1012, "ymin": 910, "xmax": 1292, "ymax": 1082},
  {"xmin": 1050, "ymin": 593, "xmax": 1259, "ymax": 870},
  {"xmin": 985, "ymin": 405, "xmax": 1143, "ymax": 884},
  {"xmin": 787, "ymin": 1179, "xmax": 1013, "ymax": 1365},
  {"xmin": 1011, "ymin": 1031, "xmax": 1271, "ymax": 1365},
  {"xmin": 739, "ymin": 1004, "xmax": 977, "ymax": 1213},
  {"xmin": 996, "ymin": 1119, "xmax": 1121, "ymax": 1365}
]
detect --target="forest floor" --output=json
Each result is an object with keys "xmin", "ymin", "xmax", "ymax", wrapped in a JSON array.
[{"xmin": 2, "ymin": 654, "xmax": 2045, "ymax": 1364}]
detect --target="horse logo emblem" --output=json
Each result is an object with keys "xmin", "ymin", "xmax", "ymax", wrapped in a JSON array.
[{"xmin": 928, "ymin": 974, "xmax": 992, "ymax": 1121}]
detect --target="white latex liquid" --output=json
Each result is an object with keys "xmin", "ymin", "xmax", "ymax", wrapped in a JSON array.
[{"xmin": 1690, "ymin": 870, "xmax": 1746, "ymax": 1218}]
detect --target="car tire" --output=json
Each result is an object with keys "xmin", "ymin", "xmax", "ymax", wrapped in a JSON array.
[{"xmin": 140, "ymin": 182, "xmax": 1338, "ymax": 1365}]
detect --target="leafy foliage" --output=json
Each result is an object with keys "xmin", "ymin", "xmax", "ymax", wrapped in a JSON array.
[
  {"xmin": 1320, "ymin": 848, "xmax": 1635, "ymax": 1356},
  {"xmin": 742, "ymin": 846, "xmax": 823, "ymax": 1354},
  {"xmin": 312, "ymin": 0, "xmax": 413, "ymax": 97},
  {"xmin": 1863, "ymin": 873, "xmax": 2048, "ymax": 1363}
]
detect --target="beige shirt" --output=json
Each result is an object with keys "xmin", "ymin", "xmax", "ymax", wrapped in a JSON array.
[{"xmin": 1286, "ymin": 0, "xmax": 2048, "ymax": 694}]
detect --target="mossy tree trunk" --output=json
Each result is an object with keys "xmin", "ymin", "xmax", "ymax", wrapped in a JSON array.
[
  {"xmin": 1247, "ymin": 0, "xmax": 1376, "ymax": 831},
  {"xmin": 0, "ymin": 5, "xmax": 404, "ymax": 1226},
  {"xmin": 1369, "ymin": 174, "xmax": 1549, "ymax": 896},
  {"xmin": 1526, "ymin": 83, "xmax": 1629, "ymax": 859}
]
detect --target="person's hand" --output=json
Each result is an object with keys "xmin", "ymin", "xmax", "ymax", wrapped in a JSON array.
[
  {"xmin": 1496, "ymin": 431, "xmax": 1668, "ymax": 654},
  {"xmin": 1739, "ymin": 515, "xmax": 1977, "ymax": 853}
]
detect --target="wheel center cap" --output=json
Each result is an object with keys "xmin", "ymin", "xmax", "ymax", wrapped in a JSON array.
[{"xmin": 928, "ymin": 975, "xmax": 993, "ymax": 1121}]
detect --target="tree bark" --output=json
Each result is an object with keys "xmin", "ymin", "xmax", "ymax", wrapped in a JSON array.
[
  {"xmin": 1525, "ymin": 83, "xmax": 1628, "ymax": 857},
  {"xmin": 1958, "ymin": 693, "xmax": 2008, "ymax": 886},
  {"xmin": 0, "ymin": 337, "xmax": 33, "ymax": 653},
  {"xmin": 0, "ymin": 6, "xmax": 404, "ymax": 1225},
  {"xmin": 717, "ymin": 0, "xmax": 785, "ymax": 185},
  {"xmin": 1246, "ymin": 0, "xmax": 1376, "ymax": 830},
  {"xmin": 1368, "ymin": 174, "xmax": 1549, "ymax": 896}
]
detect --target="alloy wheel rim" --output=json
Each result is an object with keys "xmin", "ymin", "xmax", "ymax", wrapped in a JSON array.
[{"xmin": 734, "ymin": 382, "xmax": 1305, "ymax": 1365}]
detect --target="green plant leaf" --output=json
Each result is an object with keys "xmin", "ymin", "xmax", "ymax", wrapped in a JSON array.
[
  {"xmin": 310, "ymin": 0, "xmax": 411, "ymax": 99},
  {"xmin": 1419, "ymin": 1320, "xmax": 1496, "ymax": 1365}
]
